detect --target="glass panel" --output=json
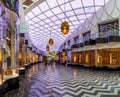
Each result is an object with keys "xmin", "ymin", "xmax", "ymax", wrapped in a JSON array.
[
  {"xmin": 72, "ymin": 21, "xmax": 80, "ymax": 25},
  {"xmin": 38, "ymin": 14, "xmax": 46, "ymax": 19},
  {"xmin": 34, "ymin": 28, "xmax": 39, "ymax": 30},
  {"xmin": 51, "ymin": 16, "xmax": 58, "ymax": 21},
  {"xmin": 82, "ymin": 0, "xmax": 94, "ymax": 6},
  {"xmin": 39, "ymin": 1, "xmax": 49, "ymax": 12},
  {"xmin": 28, "ymin": 20, "xmax": 35, "ymax": 25},
  {"xmin": 32, "ymin": 6, "xmax": 41, "ymax": 15},
  {"xmin": 27, "ymin": 12, "xmax": 35, "ymax": 19},
  {"xmin": 44, "ymin": 25, "xmax": 50, "ymax": 28},
  {"xmin": 74, "ymin": 8, "xmax": 84, "ymax": 15},
  {"xmin": 39, "ymin": 21, "xmax": 45, "ymax": 25},
  {"xmin": 77, "ymin": 15, "xmax": 86, "ymax": 19},
  {"xmin": 49, "ymin": 22, "xmax": 55, "ymax": 26},
  {"xmin": 53, "ymin": 25, "xmax": 58, "ymax": 29},
  {"xmin": 66, "ymin": 11, "xmax": 75, "ymax": 17},
  {"xmin": 69, "ymin": 16, "xmax": 77, "ymax": 21},
  {"xmin": 32, "ymin": 17, "xmax": 40, "ymax": 22},
  {"xmin": 52, "ymin": 7, "xmax": 62, "ymax": 14},
  {"xmin": 43, "ymin": 18, "xmax": 51, "ymax": 23},
  {"xmin": 67, "ymin": 22, "xmax": 72, "ymax": 26},
  {"xmin": 57, "ymin": 14, "xmax": 65, "ymax": 19},
  {"xmin": 25, "ymin": 16, "xmax": 29, "ymax": 21},
  {"xmin": 86, "ymin": 14, "xmax": 92, "ymax": 18},
  {"xmin": 44, "ymin": 10, "xmax": 54, "ymax": 17},
  {"xmin": 30, "ymin": 27, "xmax": 35, "ymax": 31},
  {"xmin": 70, "ymin": 26, "xmax": 74, "ymax": 29},
  {"xmin": 47, "ymin": 0, "xmax": 58, "ymax": 8},
  {"xmin": 60, "ymin": 3, "xmax": 72, "ymax": 11},
  {"xmin": 95, "ymin": 7, "xmax": 101, "ymax": 11},
  {"xmin": 70, "ymin": 0, "xmax": 82, "ymax": 9},
  {"xmin": 58, "ymin": 0, "xmax": 69, "ymax": 5},
  {"xmin": 94, "ymin": 0, "xmax": 104, "ymax": 6},
  {"xmin": 80, "ymin": 20, "xmax": 84, "ymax": 23},
  {"xmin": 85, "ymin": 7, "xmax": 95, "ymax": 13},
  {"xmin": 55, "ymin": 20, "xmax": 61, "ymax": 25},
  {"xmin": 70, "ymin": 30, "xmax": 74, "ymax": 33}
]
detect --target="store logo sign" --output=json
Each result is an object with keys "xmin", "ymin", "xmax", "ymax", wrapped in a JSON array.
[{"xmin": 18, "ymin": 24, "xmax": 29, "ymax": 33}]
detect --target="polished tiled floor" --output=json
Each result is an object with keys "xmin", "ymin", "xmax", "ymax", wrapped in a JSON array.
[
  {"xmin": 6, "ymin": 63, "xmax": 120, "ymax": 97},
  {"xmin": 17, "ymin": 63, "xmax": 120, "ymax": 97},
  {"xmin": 4, "ymin": 89, "xmax": 19, "ymax": 97}
]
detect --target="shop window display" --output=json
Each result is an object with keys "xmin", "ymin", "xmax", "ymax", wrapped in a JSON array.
[
  {"xmin": 97, "ymin": 54, "xmax": 103, "ymax": 64},
  {"xmin": 110, "ymin": 53, "xmax": 117, "ymax": 65},
  {"xmin": 73, "ymin": 54, "xmax": 77, "ymax": 63},
  {"xmin": 0, "ymin": 1, "xmax": 19, "ymax": 84}
]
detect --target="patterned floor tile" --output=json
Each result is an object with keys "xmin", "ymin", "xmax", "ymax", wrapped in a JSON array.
[{"xmin": 18, "ymin": 63, "xmax": 120, "ymax": 97}]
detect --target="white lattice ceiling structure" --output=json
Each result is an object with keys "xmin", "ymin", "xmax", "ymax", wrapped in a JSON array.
[{"xmin": 25, "ymin": 0, "xmax": 110, "ymax": 52}]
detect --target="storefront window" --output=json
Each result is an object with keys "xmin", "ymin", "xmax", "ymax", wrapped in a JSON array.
[{"xmin": 0, "ymin": 1, "xmax": 19, "ymax": 84}]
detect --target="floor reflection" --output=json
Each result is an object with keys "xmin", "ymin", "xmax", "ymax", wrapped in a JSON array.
[
  {"xmin": 73, "ymin": 68, "xmax": 77, "ymax": 80},
  {"xmin": 19, "ymin": 63, "xmax": 120, "ymax": 97}
]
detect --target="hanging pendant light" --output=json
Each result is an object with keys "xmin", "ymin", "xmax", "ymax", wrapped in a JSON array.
[
  {"xmin": 61, "ymin": 0, "xmax": 70, "ymax": 35},
  {"xmin": 49, "ymin": 38, "xmax": 54, "ymax": 46},
  {"xmin": 61, "ymin": 21, "xmax": 69, "ymax": 34},
  {"xmin": 48, "ymin": 31, "xmax": 54, "ymax": 46},
  {"xmin": 46, "ymin": 45, "xmax": 50, "ymax": 52}
]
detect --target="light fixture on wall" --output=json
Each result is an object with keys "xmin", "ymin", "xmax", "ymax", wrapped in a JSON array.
[
  {"xmin": 60, "ymin": 0, "xmax": 69, "ymax": 35},
  {"xmin": 48, "ymin": 31, "xmax": 54, "ymax": 46}
]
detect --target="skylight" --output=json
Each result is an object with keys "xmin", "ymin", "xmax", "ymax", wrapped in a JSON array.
[{"xmin": 25, "ymin": 0, "xmax": 110, "ymax": 52}]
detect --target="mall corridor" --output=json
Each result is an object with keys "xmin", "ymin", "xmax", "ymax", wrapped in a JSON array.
[
  {"xmin": 1, "ymin": 0, "xmax": 120, "ymax": 97},
  {"xmin": 18, "ymin": 63, "xmax": 120, "ymax": 97}
]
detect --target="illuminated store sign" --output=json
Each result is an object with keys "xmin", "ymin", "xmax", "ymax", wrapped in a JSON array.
[{"xmin": 18, "ymin": 24, "xmax": 29, "ymax": 33}]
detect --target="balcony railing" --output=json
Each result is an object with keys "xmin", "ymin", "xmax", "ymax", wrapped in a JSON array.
[
  {"xmin": 59, "ymin": 30, "xmax": 120, "ymax": 51},
  {"xmin": 83, "ymin": 34, "xmax": 96, "ymax": 46},
  {"xmin": 107, "ymin": 30, "xmax": 120, "ymax": 42},
  {"xmin": 71, "ymin": 43, "xmax": 79, "ymax": 48},
  {"xmin": 96, "ymin": 30, "xmax": 120, "ymax": 43}
]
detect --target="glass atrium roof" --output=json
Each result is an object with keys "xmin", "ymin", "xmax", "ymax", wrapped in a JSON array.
[{"xmin": 25, "ymin": 0, "xmax": 110, "ymax": 52}]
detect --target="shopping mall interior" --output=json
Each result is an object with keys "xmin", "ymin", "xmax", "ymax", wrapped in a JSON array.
[{"xmin": 0, "ymin": 0, "xmax": 120, "ymax": 97}]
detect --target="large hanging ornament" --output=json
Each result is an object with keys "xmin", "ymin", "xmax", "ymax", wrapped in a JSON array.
[
  {"xmin": 61, "ymin": 21, "xmax": 69, "ymax": 35},
  {"xmin": 49, "ymin": 38, "xmax": 54, "ymax": 46},
  {"xmin": 46, "ymin": 45, "xmax": 50, "ymax": 52}
]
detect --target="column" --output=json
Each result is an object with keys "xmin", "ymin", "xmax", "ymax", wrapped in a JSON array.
[{"xmin": 10, "ymin": 11, "xmax": 17, "ymax": 69}]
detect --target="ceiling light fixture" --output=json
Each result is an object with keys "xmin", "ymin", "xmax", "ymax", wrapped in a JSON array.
[
  {"xmin": 61, "ymin": 0, "xmax": 70, "ymax": 35},
  {"xmin": 46, "ymin": 45, "xmax": 50, "ymax": 52},
  {"xmin": 48, "ymin": 31, "xmax": 54, "ymax": 46}
]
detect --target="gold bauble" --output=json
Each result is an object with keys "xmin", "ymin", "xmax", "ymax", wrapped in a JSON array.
[
  {"xmin": 61, "ymin": 21, "xmax": 69, "ymax": 34},
  {"xmin": 46, "ymin": 45, "xmax": 50, "ymax": 52},
  {"xmin": 49, "ymin": 38, "xmax": 54, "ymax": 46}
]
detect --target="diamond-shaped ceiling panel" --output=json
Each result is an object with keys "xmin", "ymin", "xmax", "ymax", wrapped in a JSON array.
[{"xmin": 25, "ymin": 0, "xmax": 110, "ymax": 52}]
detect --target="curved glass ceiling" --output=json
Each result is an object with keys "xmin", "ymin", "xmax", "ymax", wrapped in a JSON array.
[{"xmin": 25, "ymin": 0, "xmax": 110, "ymax": 52}]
